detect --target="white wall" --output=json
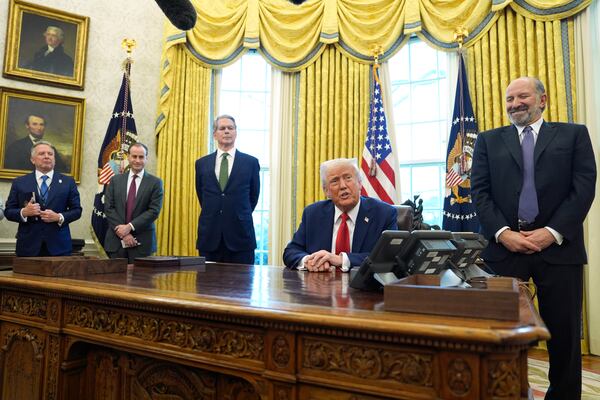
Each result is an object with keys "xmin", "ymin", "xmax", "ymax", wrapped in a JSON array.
[{"xmin": 0, "ymin": 0, "xmax": 164, "ymax": 243}]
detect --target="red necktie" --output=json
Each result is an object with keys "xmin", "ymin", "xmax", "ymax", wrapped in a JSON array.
[
  {"xmin": 335, "ymin": 213, "xmax": 350, "ymax": 255},
  {"xmin": 126, "ymin": 175, "xmax": 138, "ymax": 223}
]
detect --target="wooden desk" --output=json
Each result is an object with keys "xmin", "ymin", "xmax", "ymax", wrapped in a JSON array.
[{"xmin": 0, "ymin": 263, "xmax": 548, "ymax": 400}]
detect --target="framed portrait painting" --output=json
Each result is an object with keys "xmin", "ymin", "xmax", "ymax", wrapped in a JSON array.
[
  {"xmin": 0, "ymin": 87, "xmax": 85, "ymax": 182},
  {"xmin": 2, "ymin": 0, "xmax": 89, "ymax": 90}
]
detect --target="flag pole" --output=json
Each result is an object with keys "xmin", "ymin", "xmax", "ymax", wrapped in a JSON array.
[
  {"xmin": 118, "ymin": 39, "xmax": 136, "ymax": 168},
  {"xmin": 369, "ymin": 45, "xmax": 383, "ymax": 177}
]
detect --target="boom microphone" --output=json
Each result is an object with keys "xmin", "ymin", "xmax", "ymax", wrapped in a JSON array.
[{"xmin": 154, "ymin": 0, "xmax": 197, "ymax": 31}]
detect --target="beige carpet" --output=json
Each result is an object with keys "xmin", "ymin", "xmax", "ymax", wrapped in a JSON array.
[{"xmin": 528, "ymin": 358, "xmax": 600, "ymax": 399}]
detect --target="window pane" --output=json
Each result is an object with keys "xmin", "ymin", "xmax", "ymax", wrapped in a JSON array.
[{"xmin": 389, "ymin": 38, "xmax": 448, "ymax": 226}]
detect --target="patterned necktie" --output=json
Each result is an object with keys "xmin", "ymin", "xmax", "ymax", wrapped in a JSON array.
[
  {"xmin": 219, "ymin": 153, "xmax": 229, "ymax": 191},
  {"xmin": 40, "ymin": 175, "xmax": 49, "ymax": 204},
  {"xmin": 335, "ymin": 213, "xmax": 350, "ymax": 255},
  {"xmin": 126, "ymin": 175, "xmax": 138, "ymax": 223},
  {"xmin": 518, "ymin": 126, "xmax": 539, "ymax": 222}
]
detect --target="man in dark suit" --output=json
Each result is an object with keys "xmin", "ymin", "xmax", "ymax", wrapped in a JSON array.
[
  {"xmin": 5, "ymin": 141, "xmax": 82, "ymax": 256},
  {"xmin": 4, "ymin": 114, "xmax": 68, "ymax": 173},
  {"xmin": 25, "ymin": 26, "xmax": 74, "ymax": 77},
  {"xmin": 471, "ymin": 77, "xmax": 596, "ymax": 400},
  {"xmin": 283, "ymin": 158, "xmax": 397, "ymax": 272},
  {"xmin": 195, "ymin": 115, "xmax": 260, "ymax": 264},
  {"xmin": 104, "ymin": 143, "xmax": 164, "ymax": 263}
]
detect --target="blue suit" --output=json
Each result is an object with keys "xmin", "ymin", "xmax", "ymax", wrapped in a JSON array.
[
  {"xmin": 195, "ymin": 150, "xmax": 260, "ymax": 259},
  {"xmin": 283, "ymin": 197, "xmax": 398, "ymax": 268},
  {"xmin": 5, "ymin": 171, "xmax": 82, "ymax": 256}
]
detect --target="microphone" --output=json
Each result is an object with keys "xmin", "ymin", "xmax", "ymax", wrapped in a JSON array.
[{"xmin": 154, "ymin": 0, "xmax": 197, "ymax": 31}]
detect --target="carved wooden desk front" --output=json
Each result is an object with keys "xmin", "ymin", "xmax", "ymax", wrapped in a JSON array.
[{"xmin": 0, "ymin": 263, "xmax": 548, "ymax": 400}]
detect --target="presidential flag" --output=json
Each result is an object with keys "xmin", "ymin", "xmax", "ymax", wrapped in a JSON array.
[
  {"xmin": 360, "ymin": 64, "xmax": 397, "ymax": 204},
  {"xmin": 91, "ymin": 60, "xmax": 139, "ymax": 248},
  {"xmin": 442, "ymin": 54, "xmax": 479, "ymax": 232}
]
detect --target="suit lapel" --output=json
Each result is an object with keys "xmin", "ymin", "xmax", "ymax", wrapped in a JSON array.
[
  {"xmin": 133, "ymin": 174, "xmax": 150, "ymax": 215},
  {"xmin": 44, "ymin": 173, "xmax": 62, "ymax": 206},
  {"xmin": 226, "ymin": 151, "xmax": 243, "ymax": 190},
  {"xmin": 207, "ymin": 152, "xmax": 220, "ymax": 189},
  {"xmin": 353, "ymin": 199, "xmax": 370, "ymax": 251},
  {"xmin": 321, "ymin": 201, "xmax": 335, "ymax": 251},
  {"xmin": 534, "ymin": 122, "xmax": 558, "ymax": 164},
  {"xmin": 501, "ymin": 125, "xmax": 523, "ymax": 170}
]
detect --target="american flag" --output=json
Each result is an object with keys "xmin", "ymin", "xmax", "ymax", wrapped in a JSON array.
[
  {"xmin": 442, "ymin": 54, "xmax": 479, "ymax": 232},
  {"xmin": 360, "ymin": 65, "xmax": 397, "ymax": 204},
  {"xmin": 91, "ymin": 60, "xmax": 138, "ymax": 248}
]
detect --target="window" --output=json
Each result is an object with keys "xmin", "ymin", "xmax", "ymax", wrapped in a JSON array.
[
  {"xmin": 388, "ymin": 38, "xmax": 450, "ymax": 227},
  {"xmin": 218, "ymin": 52, "xmax": 271, "ymax": 264}
]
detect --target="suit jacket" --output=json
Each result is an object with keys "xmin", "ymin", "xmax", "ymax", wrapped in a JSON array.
[
  {"xmin": 5, "ymin": 171, "xmax": 82, "ymax": 256},
  {"xmin": 283, "ymin": 196, "xmax": 398, "ymax": 268},
  {"xmin": 4, "ymin": 136, "xmax": 68, "ymax": 173},
  {"xmin": 195, "ymin": 150, "xmax": 260, "ymax": 252},
  {"xmin": 26, "ymin": 44, "xmax": 74, "ymax": 76},
  {"xmin": 471, "ymin": 122, "xmax": 596, "ymax": 264},
  {"xmin": 104, "ymin": 172, "xmax": 164, "ymax": 254}
]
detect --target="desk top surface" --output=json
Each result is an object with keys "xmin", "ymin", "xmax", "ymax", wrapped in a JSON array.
[{"xmin": 0, "ymin": 262, "xmax": 549, "ymax": 344}]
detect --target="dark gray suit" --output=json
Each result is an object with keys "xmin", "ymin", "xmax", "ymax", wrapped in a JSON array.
[
  {"xmin": 472, "ymin": 121, "xmax": 596, "ymax": 399},
  {"xmin": 104, "ymin": 171, "xmax": 163, "ymax": 262}
]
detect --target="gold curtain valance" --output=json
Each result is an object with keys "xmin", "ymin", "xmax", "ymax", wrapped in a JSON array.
[{"xmin": 162, "ymin": 0, "xmax": 591, "ymax": 71}]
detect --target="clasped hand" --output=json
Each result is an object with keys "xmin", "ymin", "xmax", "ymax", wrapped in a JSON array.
[
  {"xmin": 305, "ymin": 250, "xmax": 343, "ymax": 272},
  {"xmin": 22, "ymin": 199, "xmax": 60, "ymax": 223},
  {"xmin": 499, "ymin": 228, "xmax": 555, "ymax": 254}
]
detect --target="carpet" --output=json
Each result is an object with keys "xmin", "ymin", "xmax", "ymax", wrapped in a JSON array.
[{"xmin": 528, "ymin": 358, "xmax": 600, "ymax": 399}]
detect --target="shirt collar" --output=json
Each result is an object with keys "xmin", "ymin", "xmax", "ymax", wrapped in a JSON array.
[
  {"xmin": 216, "ymin": 147, "xmax": 236, "ymax": 159},
  {"xmin": 129, "ymin": 169, "xmax": 145, "ymax": 179},
  {"xmin": 515, "ymin": 117, "xmax": 544, "ymax": 137},
  {"xmin": 334, "ymin": 198, "xmax": 361, "ymax": 224},
  {"xmin": 35, "ymin": 170, "xmax": 54, "ymax": 181},
  {"xmin": 28, "ymin": 134, "xmax": 42, "ymax": 144}
]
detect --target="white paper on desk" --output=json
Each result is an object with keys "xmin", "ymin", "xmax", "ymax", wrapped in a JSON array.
[{"xmin": 121, "ymin": 240, "xmax": 140, "ymax": 248}]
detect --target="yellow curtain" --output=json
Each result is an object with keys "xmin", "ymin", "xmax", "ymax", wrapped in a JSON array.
[
  {"xmin": 292, "ymin": 46, "xmax": 369, "ymax": 226},
  {"xmin": 465, "ymin": 9, "xmax": 576, "ymax": 130},
  {"xmin": 155, "ymin": 44, "xmax": 213, "ymax": 256},
  {"xmin": 162, "ymin": 0, "xmax": 590, "ymax": 70}
]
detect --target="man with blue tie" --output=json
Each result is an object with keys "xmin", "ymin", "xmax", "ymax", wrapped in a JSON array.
[
  {"xmin": 471, "ymin": 77, "xmax": 596, "ymax": 400},
  {"xmin": 283, "ymin": 158, "xmax": 397, "ymax": 272},
  {"xmin": 195, "ymin": 115, "xmax": 260, "ymax": 264},
  {"xmin": 5, "ymin": 141, "xmax": 82, "ymax": 256}
]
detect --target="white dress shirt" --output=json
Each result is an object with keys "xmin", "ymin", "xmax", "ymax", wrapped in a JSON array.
[
  {"xmin": 494, "ymin": 117, "xmax": 563, "ymax": 244},
  {"xmin": 126, "ymin": 169, "xmax": 145, "ymax": 231},
  {"xmin": 215, "ymin": 147, "xmax": 236, "ymax": 179}
]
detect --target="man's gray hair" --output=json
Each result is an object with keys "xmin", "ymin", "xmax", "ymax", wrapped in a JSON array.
[
  {"xmin": 212, "ymin": 114, "xmax": 236, "ymax": 132},
  {"xmin": 320, "ymin": 158, "xmax": 361, "ymax": 187},
  {"xmin": 45, "ymin": 26, "xmax": 64, "ymax": 40},
  {"xmin": 30, "ymin": 140, "xmax": 56, "ymax": 157}
]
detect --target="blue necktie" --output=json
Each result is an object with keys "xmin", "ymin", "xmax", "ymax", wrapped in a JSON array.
[
  {"xmin": 518, "ymin": 126, "xmax": 538, "ymax": 222},
  {"xmin": 40, "ymin": 175, "xmax": 49, "ymax": 204}
]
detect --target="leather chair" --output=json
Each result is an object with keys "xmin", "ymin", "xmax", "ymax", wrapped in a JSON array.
[{"xmin": 393, "ymin": 205, "xmax": 414, "ymax": 231}]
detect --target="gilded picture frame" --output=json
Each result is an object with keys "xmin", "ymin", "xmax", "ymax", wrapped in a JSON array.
[
  {"xmin": 2, "ymin": 0, "xmax": 89, "ymax": 90},
  {"xmin": 0, "ymin": 87, "xmax": 85, "ymax": 182}
]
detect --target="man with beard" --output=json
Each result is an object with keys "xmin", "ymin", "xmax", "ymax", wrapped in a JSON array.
[
  {"xmin": 471, "ymin": 77, "xmax": 596, "ymax": 400},
  {"xmin": 283, "ymin": 158, "xmax": 397, "ymax": 272}
]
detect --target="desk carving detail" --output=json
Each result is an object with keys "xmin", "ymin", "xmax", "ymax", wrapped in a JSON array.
[
  {"xmin": 65, "ymin": 303, "xmax": 264, "ymax": 361},
  {"xmin": 447, "ymin": 358, "xmax": 472, "ymax": 395},
  {"xmin": 303, "ymin": 339, "xmax": 433, "ymax": 387},
  {"xmin": 2, "ymin": 293, "xmax": 47, "ymax": 319},
  {"xmin": 488, "ymin": 358, "xmax": 520, "ymax": 398},
  {"xmin": 272, "ymin": 335, "xmax": 291, "ymax": 368}
]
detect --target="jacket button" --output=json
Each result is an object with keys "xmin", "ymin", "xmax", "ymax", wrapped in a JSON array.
[{"xmin": 221, "ymin": 193, "xmax": 225, "ymax": 197}]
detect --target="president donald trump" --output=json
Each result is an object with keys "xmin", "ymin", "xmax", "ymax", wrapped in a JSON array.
[{"xmin": 283, "ymin": 158, "xmax": 397, "ymax": 272}]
